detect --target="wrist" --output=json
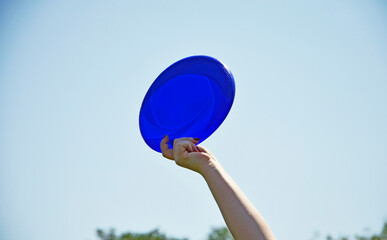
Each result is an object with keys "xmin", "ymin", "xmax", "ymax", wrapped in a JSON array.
[{"xmin": 199, "ymin": 158, "xmax": 222, "ymax": 178}]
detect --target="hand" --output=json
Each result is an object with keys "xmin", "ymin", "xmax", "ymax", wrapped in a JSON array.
[
  {"xmin": 160, "ymin": 135, "xmax": 216, "ymax": 174},
  {"xmin": 160, "ymin": 136, "xmax": 276, "ymax": 240}
]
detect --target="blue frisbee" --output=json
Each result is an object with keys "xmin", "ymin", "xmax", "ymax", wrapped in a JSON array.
[{"xmin": 139, "ymin": 55, "xmax": 235, "ymax": 152}]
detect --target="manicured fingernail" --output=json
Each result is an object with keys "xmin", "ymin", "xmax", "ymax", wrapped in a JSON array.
[
  {"xmin": 163, "ymin": 135, "xmax": 167, "ymax": 139},
  {"xmin": 194, "ymin": 138, "xmax": 200, "ymax": 141}
]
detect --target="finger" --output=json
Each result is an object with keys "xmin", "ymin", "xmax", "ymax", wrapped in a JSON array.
[
  {"xmin": 176, "ymin": 137, "xmax": 200, "ymax": 143},
  {"xmin": 174, "ymin": 140, "xmax": 198, "ymax": 159},
  {"xmin": 174, "ymin": 140, "xmax": 193, "ymax": 153},
  {"xmin": 193, "ymin": 145, "xmax": 199, "ymax": 152},
  {"xmin": 187, "ymin": 144, "xmax": 194, "ymax": 152},
  {"xmin": 160, "ymin": 135, "xmax": 174, "ymax": 160},
  {"xmin": 189, "ymin": 142, "xmax": 201, "ymax": 153},
  {"xmin": 192, "ymin": 143, "xmax": 199, "ymax": 152},
  {"xmin": 173, "ymin": 138, "xmax": 198, "ymax": 149}
]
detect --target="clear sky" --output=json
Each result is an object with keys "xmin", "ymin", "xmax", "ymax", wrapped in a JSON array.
[{"xmin": 1, "ymin": 1, "xmax": 386, "ymax": 240}]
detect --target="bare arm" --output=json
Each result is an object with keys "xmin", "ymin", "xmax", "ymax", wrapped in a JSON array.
[{"xmin": 160, "ymin": 136, "xmax": 276, "ymax": 240}]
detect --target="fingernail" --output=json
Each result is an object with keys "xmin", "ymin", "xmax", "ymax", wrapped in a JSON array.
[
  {"xmin": 194, "ymin": 138, "xmax": 200, "ymax": 141},
  {"xmin": 163, "ymin": 135, "xmax": 167, "ymax": 139}
]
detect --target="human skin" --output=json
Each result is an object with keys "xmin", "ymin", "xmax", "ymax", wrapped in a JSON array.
[{"xmin": 160, "ymin": 136, "xmax": 276, "ymax": 240}]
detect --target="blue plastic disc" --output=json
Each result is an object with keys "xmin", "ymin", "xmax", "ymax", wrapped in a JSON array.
[{"xmin": 139, "ymin": 55, "xmax": 235, "ymax": 152}]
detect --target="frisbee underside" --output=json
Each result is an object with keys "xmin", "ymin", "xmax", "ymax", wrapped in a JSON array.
[{"xmin": 139, "ymin": 56, "xmax": 235, "ymax": 153}]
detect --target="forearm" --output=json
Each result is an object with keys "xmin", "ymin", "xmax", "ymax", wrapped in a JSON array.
[{"xmin": 201, "ymin": 160, "xmax": 276, "ymax": 240}]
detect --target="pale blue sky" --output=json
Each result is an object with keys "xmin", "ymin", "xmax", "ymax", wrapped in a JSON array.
[{"xmin": 1, "ymin": 1, "xmax": 386, "ymax": 240}]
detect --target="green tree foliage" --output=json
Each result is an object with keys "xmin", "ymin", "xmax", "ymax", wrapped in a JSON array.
[
  {"xmin": 322, "ymin": 222, "xmax": 387, "ymax": 240},
  {"xmin": 353, "ymin": 222, "xmax": 387, "ymax": 240},
  {"xmin": 96, "ymin": 227, "xmax": 233, "ymax": 240},
  {"xmin": 207, "ymin": 227, "xmax": 233, "ymax": 240},
  {"xmin": 97, "ymin": 222, "xmax": 387, "ymax": 240},
  {"xmin": 96, "ymin": 228, "xmax": 188, "ymax": 240}
]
